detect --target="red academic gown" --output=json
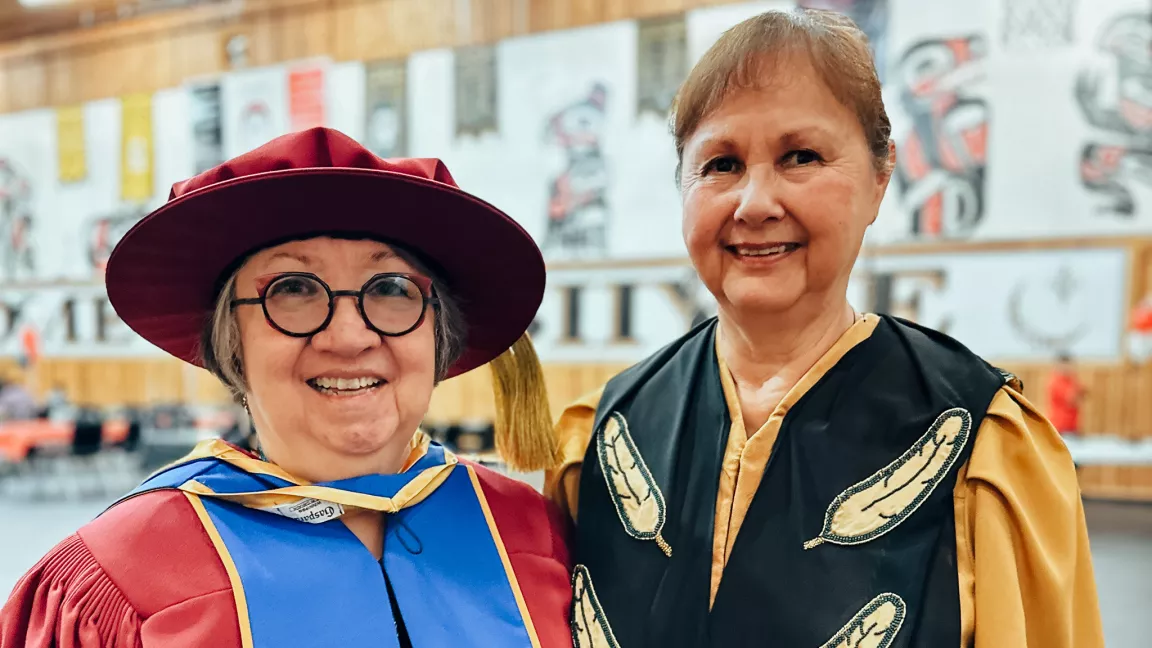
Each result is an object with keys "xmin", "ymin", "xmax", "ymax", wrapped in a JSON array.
[{"xmin": 0, "ymin": 462, "xmax": 573, "ymax": 648}]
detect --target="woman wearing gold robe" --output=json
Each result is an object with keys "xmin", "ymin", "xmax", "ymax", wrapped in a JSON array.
[{"xmin": 547, "ymin": 8, "xmax": 1104, "ymax": 648}]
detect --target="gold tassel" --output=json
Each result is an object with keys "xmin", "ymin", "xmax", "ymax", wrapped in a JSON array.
[{"xmin": 489, "ymin": 332, "xmax": 559, "ymax": 473}]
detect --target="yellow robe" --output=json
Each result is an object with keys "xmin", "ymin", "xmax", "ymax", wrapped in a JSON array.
[{"xmin": 546, "ymin": 314, "xmax": 1105, "ymax": 647}]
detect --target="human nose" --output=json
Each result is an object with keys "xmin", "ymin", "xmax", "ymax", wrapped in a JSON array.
[
  {"xmin": 733, "ymin": 164, "xmax": 786, "ymax": 226},
  {"xmin": 309, "ymin": 294, "xmax": 381, "ymax": 356}
]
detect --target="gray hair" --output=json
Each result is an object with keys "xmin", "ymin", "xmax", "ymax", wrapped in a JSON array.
[{"xmin": 199, "ymin": 246, "xmax": 467, "ymax": 404}]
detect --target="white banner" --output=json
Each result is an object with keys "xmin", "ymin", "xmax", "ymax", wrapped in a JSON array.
[
  {"xmin": 533, "ymin": 263, "xmax": 713, "ymax": 364},
  {"xmin": 188, "ymin": 79, "xmax": 225, "ymax": 174},
  {"xmin": 221, "ymin": 65, "xmax": 290, "ymax": 158},
  {"xmin": 0, "ymin": 89, "xmax": 191, "ymax": 285},
  {"xmin": 0, "ymin": 108, "xmax": 53, "ymax": 284},
  {"xmin": 982, "ymin": 0, "xmax": 1152, "ymax": 240},
  {"xmin": 0, "ymin": 245, "xmax": 1129, "ymax": 365},
  {"xmin": 409, "ymin": 23, "xmax": 659, "ymax": 261},
  {"xmin": 0, "ymin": 284, "xmax": 162, "ymax": 358},
  {"xmin": 871, "ymin": 0, "xmax": 1152, "ymax": 244},
  {"xmin": 871, "ymin": 0, "xmax": 993, "ymax": 243},
  {"xmin": 848, "ymin": 246, "xmax": 1129, "ymax": 361}
]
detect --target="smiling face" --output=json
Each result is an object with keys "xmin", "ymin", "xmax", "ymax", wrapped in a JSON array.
[
  {"xmin": 679, "ymin": 54, "xmax": 892, "ymax": 319},
  {"xmin": 233, "ymin": 236, "xmax": 437, "ymax": 480}
]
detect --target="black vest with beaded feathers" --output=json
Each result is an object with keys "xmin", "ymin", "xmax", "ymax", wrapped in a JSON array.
[{"xmin": 570, "ymin": 315, "xmax": 1011, "ymax": 648}]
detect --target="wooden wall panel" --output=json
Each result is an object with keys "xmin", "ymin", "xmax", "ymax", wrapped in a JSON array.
[
  {"xmin": 328, "ymin": 0, "xmax": 363, "ymax": 61},
  {"xmin": 527, "ymin": 0, "xmax": 566, "ymax": 34},
  {"xmin": 425, "ymin": 363, "xmax": 497, "ymax": 425},
  {"xmin": 73, "ymin": 49, "xmax": 104, "ymax": 102},
  {"xmin": 420, "ymin": 0, "xmax": 462, "ymax": 51},
  {"xmin": 0, "ymin": 57, "xmax": 8, "ymax": 113},
  {"xmin": 0, "ymin": 0, "xmax": 748, "ymax": 114},
  {"xmin": 111, "ymin": 40, "xmax": 155, "ymax": 97},
  {"xmin": 277, "ymin": 7, "xmax": 332, "ymax": 62},
  {"xmin": 569, "ymin": 0, "xmax": 606, "ymax": 28},
  {"xmin": 45, "ymin": 52, "xmax": 74, "ymax": 106},
  {"xmin": 194, "ymin": 366, "xmax": 232, "ymax": 404},
  {"xmin": 423, "ymin": 359, "xmax": 636, "ymax": 425},
  {"xmin": 0, "ymin": 357, "xmax": 225, "ymax": 407},
  {"xmin": 602, "ymin": 0, "xmax": 633, "ymax": 23},
  {"xmin": 168, "ymin": 28, "xmax": 223, "ymax": 83},
  {"xmin": 1000, "ymin": 362, "xmax": 1152, "ymax": 440},
  {"xmin": 380, "ymin": 0, "xmax": 429, "ymax": 57},
  {"xmin": 1080, "ymin": 467, "xmax": 1152, "ymax": 502},
  {"xmin": 332, "ymin": 1, "xmax": 391, "ymax": 61},
  {"xmin": 1136, "ymin": 366, "xmax": 1152, "ymax": 438},
  {"xmin": 246, "ymin": 11, "xmax": 282, "ymax": 68},
  {"xmin": 3, "ymin": 357, "xmax": 611, "ymax": 420},
  {"xmin": 6, "ymin": 55, "xmax": 47, "ymax": 112},
  {"xmin": 480, "ymin": 0, "xmax": 525, "ymax": 44},
  {"xmin": 631, "ymin": 0, "xmax": 689, "ymax": 19}
]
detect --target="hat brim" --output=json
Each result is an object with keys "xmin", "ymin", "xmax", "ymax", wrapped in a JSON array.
[{"xmin": 105, "ymin": 167, "xmax": 545, "ymax": 379}]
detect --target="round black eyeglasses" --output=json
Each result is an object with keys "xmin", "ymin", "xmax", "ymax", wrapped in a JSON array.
[{"xmin": 231, "ymin": 272, "xmax": 440, "ymax": 338}]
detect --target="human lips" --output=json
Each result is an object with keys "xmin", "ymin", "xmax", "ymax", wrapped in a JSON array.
[
  {"xmin": 724, "ymin": 242, "xmax": 804, "ymax": 258},
  {"xmin": 306, "ymin": 374, "xmax": 386, "ymax": 396}
]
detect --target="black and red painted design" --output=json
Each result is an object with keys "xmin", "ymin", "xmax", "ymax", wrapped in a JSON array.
[
  {"xmin": 543, "ymin": 83, "xmax": 610, "ymax": 256},
  {"xmin": 893, "ymin": 35, "xmax": 988, "ymax": 239},
  {"xmin": 0, "ymin": 157, "xmax": 35, "ymax": 280},
  {"xmin": 88, "ymin": 206, "xmax": 147, "ymax": 276},
  {"xmin": 1076, "ymin": 13, "xmax": 1152, "ymax": 218},
  {"xmin": 238, "ymin": 101, "xmax": 275, "ymax": 156}
]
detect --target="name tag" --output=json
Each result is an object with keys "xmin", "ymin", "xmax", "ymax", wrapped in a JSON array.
[{"xmin": 260, "ymin": 497, "xmax": 345, "ymax": 524}]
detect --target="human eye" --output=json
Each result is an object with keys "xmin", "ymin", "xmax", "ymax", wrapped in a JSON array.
[
  {"xmin": 267, "ymin": 276, "xmax": 319, "ymax": 298},
  {"xmin": 367, "ymin": 276, "xmax": 420, "ymax": 300},
  {"xmin": 782, "ymin": 149, "xmax": 824, "ymax": 166},
  {"xmin": 700, "ymin": 155, "xmax": 743, "ymax": 175}
]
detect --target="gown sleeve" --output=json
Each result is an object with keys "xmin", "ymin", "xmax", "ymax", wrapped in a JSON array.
[
  {"xmin": 543, "ymin": 387, "xmax": 603, "ymax": 523},
  {"xmin": 1, "ymin": 489, "xmax": 240, "ymax": 648},
  {"xmin": 0, "ymin": 534, "xmax": 142, "ymax": 648},
  {"xmin": 958, "ymin": 386, "xmax": 1105, "ymax": 647}
]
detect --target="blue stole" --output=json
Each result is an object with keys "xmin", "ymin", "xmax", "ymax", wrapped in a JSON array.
[{"xmin": 113, "ymin": 438, "xmax": 540, "ymax": 648}]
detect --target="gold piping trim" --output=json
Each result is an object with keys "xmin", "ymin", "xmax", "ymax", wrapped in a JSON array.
[
  {"xmin": 151, "ymin": 431, "xmax": 436, "ymax": 486},
  {"xmin": 184, "ymin": 492, "xmax": 254, "ymax": 648},
  {"xmin": 465, "ymin": 465, "xmax": 542, "ymax": 648},
  {"xmin": 177, "ymin": 457, "xmax": 456, "ymax": 515},
  {"xmin": 146, "ymin": 438, "xmax": 303, "ymax": 484}
]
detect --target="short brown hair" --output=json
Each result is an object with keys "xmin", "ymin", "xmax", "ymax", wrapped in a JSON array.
[{"xmin": 671, "ymin": 8, "xmax": 891, "ymax": 174}]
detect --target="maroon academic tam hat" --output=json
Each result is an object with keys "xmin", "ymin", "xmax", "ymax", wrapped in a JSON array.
[{"xmin": 105, "ymin": 127, "xmax": 545, "ymax": 379}]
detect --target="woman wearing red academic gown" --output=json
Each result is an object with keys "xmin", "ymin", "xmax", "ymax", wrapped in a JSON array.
[{"xmin": 1, "ymin": 128, "xmax": 573, "ymax": 647}]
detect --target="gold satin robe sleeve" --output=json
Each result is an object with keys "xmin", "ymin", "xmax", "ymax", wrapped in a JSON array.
[
  {"xmin": 544, "ymin": 387, "xmax": 602, "ymax": 524},
  {"xmin": 544, "ymin": 386, "xmax": 1105, "ymax": 647},
  {"xmin": 955, "ymin": 386, "xmax": 1104, "ymax": 647}
]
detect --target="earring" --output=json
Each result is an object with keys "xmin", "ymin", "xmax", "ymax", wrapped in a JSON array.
[{"xmin": 240, "ymin": 395, "xmax": 267, "ymax": 461}]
